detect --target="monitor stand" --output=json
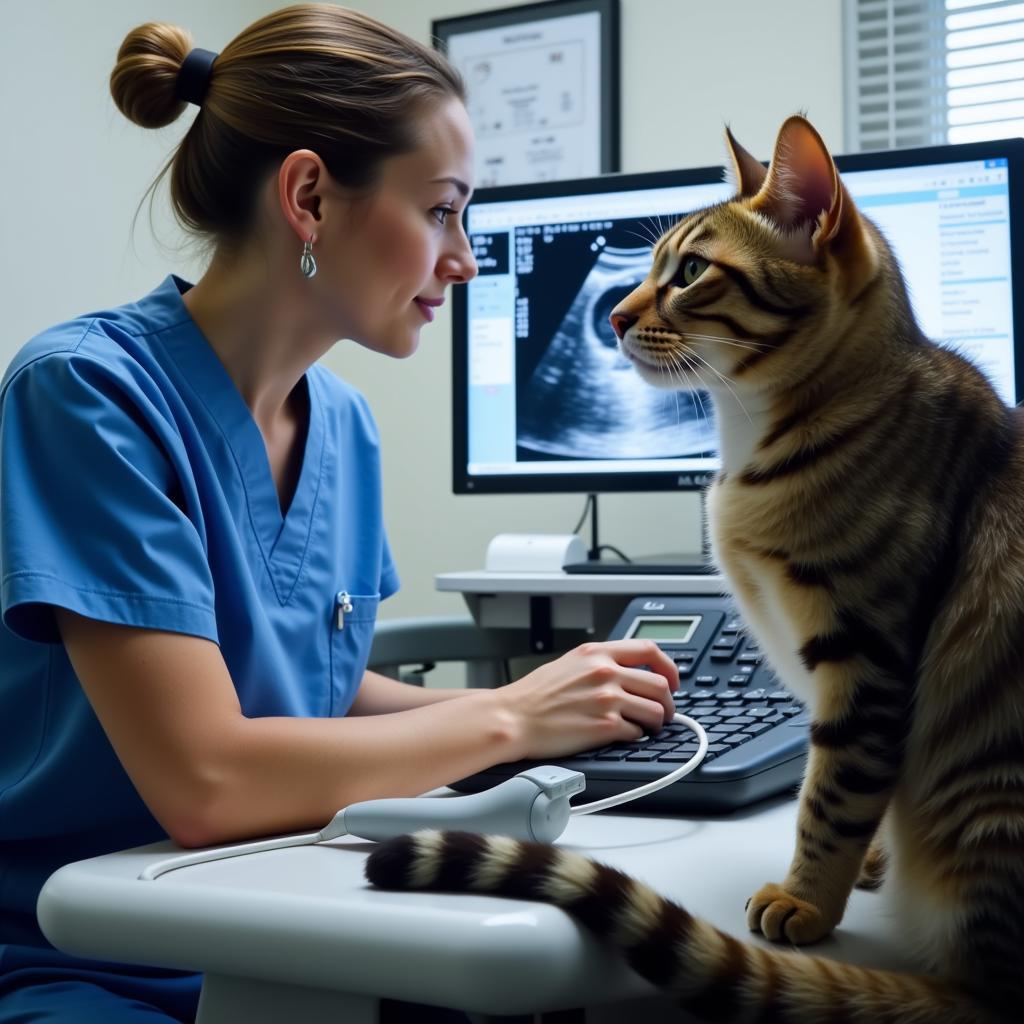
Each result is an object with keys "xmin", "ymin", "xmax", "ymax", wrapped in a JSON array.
[{"xmin": 561, "ymin": 492, "xmax": 715, "ymax": 576}]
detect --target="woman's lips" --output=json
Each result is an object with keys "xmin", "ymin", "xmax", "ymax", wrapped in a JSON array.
[{"xmin": 414, "ymin": 296, "xmax": 444, "ymax": 322}]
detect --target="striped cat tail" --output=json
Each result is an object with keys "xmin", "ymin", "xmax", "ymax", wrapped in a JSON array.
[{"xmin": 365, "ymin": 831, "xmax": 1000, "ymax": 1024}]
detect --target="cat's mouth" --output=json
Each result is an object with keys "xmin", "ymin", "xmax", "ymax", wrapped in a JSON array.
[{"xmin": 619, "ymin": 339, "xmax": 679, "ymax": 385}]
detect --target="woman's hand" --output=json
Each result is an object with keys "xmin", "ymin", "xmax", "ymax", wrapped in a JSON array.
[{"xmin": 495, "ymin": 640, "xmax": 678, "ymax": 761}]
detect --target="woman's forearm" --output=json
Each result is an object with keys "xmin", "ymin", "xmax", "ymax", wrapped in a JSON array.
[
  {"xmin": 190, "ymin": 688, "xmax": 522, "ymax": 847},
  {"xmin": 347, "ymin": 669, "xmax": 474, "ymax": 715}
]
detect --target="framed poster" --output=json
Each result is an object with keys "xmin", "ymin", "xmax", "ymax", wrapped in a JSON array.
[{"xmin": 433, "ymin": 0, "xmax": 620, "ymax": 187}]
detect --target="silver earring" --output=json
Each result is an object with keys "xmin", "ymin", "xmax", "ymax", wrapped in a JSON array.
[{"xmin": 300, "ymin": 237, "xmax": 317, "ymax": 279}]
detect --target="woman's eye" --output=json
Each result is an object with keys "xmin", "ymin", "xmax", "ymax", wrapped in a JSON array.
[
  {"xmin": 432, "ymin": 205, "xmax": 455, "ymax": 226},
  {"xmin": 678, "ymin": 255, "xmax": 710, "ymax": 287}
]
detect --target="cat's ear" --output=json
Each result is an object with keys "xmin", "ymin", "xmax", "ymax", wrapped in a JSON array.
[
  {"xmin": 753, "ymin": 116, "xmax": 837, "ymax": 244},
  {"xmin": 752, "ymin": 116, "xmax": 873, "ymax": 275},
  {"xmin": 724, "ymin": 127, "xmax": 767, "ymax": 197}
]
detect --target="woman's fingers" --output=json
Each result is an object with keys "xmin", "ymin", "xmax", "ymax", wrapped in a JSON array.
[
  {"xmin": 599, "ymin": 640, "xmax": 679, "ymax": 690},
  {"xmin": 584, "ymin": 640, "xmax": 677, "ymax": 724},
  {"xmin": 615, "ymin": 665, "xmax": 677, "ymax": 726}
]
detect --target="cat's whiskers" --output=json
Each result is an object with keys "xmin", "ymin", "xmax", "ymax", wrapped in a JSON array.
[
  {"xmin": 678, "ymin": 331, "xmax": 770, "ymax": 352},
  {"xmin": 625, "ymin": 227, "xmax": 658, "ymax": 251},
  {"xmin": 645, "ymin": 215, "xmax": 671, "ymax": 247},
  {"xmin": 685, "ymin": 347, "xmax": 752, "ymax": 426},
  {"xmin": 662, "ymin": 357, "xmax": 693, "ymax": 428},
  {"xmin": 667, "ymin": 351, "xmax": 712, "ymax": 432},
  {"xmin": 644, "ymin": 328, "xmax": 767, "ymax": 353},
  {"xmin": 679, "ymin": 353, "xmax": 713, "ymax": 431}
]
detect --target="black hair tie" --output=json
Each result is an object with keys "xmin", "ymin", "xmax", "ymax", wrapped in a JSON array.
[{"xmin": 176, "ymin": 48, "xmax": 219, "ymax": 107}]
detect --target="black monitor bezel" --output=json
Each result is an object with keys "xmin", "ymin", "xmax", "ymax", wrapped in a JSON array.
[{"xmin": 452, "ymin": 137, "xmax": 1024, "ymax": 495}]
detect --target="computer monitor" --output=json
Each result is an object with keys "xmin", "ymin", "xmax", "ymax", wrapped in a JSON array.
[{"xmin": 452, "ymin": 137, "xmax": 1024, "ymax": 496}]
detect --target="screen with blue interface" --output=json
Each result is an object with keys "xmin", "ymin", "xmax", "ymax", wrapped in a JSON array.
[{"xmin": 453, "ymin": 139, "xmax": 1023, "ymax": 494}]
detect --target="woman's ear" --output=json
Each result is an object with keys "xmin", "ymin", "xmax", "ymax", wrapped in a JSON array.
[{"xmin": 277, "ymin": 150, "xmax": 327, "ymax": 244}]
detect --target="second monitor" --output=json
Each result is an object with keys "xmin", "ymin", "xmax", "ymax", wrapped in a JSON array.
[{"xmin": 452, "ymin": 137, "xmax": 1023, "ymax": 502}]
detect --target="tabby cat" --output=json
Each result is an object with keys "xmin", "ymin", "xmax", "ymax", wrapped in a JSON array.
[{"xmin": 366, "ymin": 116, "xmax": 1024, "ymax": 1023}]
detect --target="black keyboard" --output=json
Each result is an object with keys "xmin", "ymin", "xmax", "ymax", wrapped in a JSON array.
[{"xmin": 451, "ymin": 595, "xmax": 808, "ymax": 813}]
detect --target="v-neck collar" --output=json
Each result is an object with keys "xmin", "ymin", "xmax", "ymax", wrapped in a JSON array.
[{"xmin": 153, "ymin": 276, "xmax": 326, "ymax": 604}]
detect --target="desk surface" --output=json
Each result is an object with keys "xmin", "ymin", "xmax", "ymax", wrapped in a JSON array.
[
  {"xmin": 38, "ymin": 794, "xmax": 914, "ymax": 1016},
  {"xmin": 436, "ymin": 569, "xmax": 726, "ymax": 596}
]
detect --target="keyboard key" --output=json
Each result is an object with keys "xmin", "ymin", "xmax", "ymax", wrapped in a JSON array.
[
  {"xmin": 659, "ymin": 751, "xmax": 700, "ymax": 762},
  {"xmin": 595, "ymin": 751, "xmax": 629, "ymax": 761},
  {"xmin": 694, "ymin": 675, "xmax": 719, "ymax": 686},
  {"xmin": 728, "ymin": 675, "xmax": 751, "ymax": 686},
  {"xmin": 625, "ymin": 751, "xmax": 661, "ymax": 762},
  {"xmin": 747, "ymin": 708, "xmax": 774, "ymax": 718},
  {"xmin": 743, "ymin": 689, "xmax": 767, "ymax": 701},
  {"xmin": 707, "ymin": 743, "xmax": 729, "ymax": 755},
  {"xmin": 781, "ymin": 705, "xmax": 803, "ymax": 717},
  {"xmin": 724, "ymin": 716, "xmax": 756, "ymax": 726},
  {"xmin": 719, "ymin": 733, "xmax": 749, "ymax": 746},
  {"xmin": 671, "ymin": 741, "xmax": 699, "ymax": 753},
  {"xmin": 745, "ymin": 723, "xmax": 774, "ymax": 737},
  {"xmin": 767, "ymin": 690, "xmax": 793, "ymax": 702}
]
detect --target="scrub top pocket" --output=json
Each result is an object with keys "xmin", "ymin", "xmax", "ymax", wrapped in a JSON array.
[{"xmin": 329, "ymin": 591, "xmax": 381, "ymax": 715}]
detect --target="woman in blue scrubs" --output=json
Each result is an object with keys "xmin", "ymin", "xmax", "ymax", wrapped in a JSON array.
[{"xmin": 0, "ymin": 6, "xmax": 678, "ymax": 1021}]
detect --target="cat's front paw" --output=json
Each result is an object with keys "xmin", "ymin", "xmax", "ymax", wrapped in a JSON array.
[{"xmin": 746, "ymin": 883, "xmax": 834, "ymax": 944}]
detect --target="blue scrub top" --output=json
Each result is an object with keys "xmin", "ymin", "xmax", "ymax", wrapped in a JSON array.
[{"xmin": 0, "ymin": 275, "xmax": 399, "ymax": 948}]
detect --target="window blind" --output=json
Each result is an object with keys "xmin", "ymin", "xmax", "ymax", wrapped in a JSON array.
[{"xmin": 844, "ymin": 0, "xmax": 1024, "ymax": 151}]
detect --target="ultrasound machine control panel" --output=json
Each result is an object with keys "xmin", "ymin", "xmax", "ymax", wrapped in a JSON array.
[{"xmin": 452, "ymin": 595, "xmax": 808, "ymax": 812}]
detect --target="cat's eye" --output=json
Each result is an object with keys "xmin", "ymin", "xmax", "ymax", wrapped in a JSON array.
[{"xmin": 679, "ymin": 255, "xmax": 710, "ymax": 287}]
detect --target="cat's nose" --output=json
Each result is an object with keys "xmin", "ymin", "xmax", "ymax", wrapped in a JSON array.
[{"xmin": 610, "ymin": 311, "xmax": 638, "ymax": 339}]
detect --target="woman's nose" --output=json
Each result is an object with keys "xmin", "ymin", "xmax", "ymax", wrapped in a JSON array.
[{"xmin": 443, "ymin": 236, "xmax": 478, "ymax": 284}]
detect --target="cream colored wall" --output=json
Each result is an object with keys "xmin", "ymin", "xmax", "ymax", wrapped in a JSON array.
[
  {"xmin": 1, "ymin": 0, "xmax": 844, "ymax": 627},
  {"xmin": 0, "ymin": 0, "xmax": 280, "ymax": 345}
]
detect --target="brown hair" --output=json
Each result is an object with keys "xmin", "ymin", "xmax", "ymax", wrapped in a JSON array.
[{"xmin": 110, "ymin": 4, "xmax": 465, "ymax": 246}]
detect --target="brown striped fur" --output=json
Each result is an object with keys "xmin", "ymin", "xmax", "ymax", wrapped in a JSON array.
[{"xmin": 366, "ymin": 117, "xmax": 1024, "ymax": 1022}]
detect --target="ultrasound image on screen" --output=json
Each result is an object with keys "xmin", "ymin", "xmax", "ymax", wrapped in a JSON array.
[{"xmin": 515, "ymin": 218, "xmax": 716, "ymax": 460}]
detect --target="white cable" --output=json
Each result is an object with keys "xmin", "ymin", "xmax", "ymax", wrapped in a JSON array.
[
  {"xmin": 568, "ymin": 712, "xmax": 709, "ymax": 816},
  {"xmin": 139, "ymin": 829, "xmax": 324, "ymax": 881}
]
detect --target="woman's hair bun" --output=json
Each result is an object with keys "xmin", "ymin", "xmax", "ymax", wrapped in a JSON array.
[{"xmin": 110, "ymin": 22, "xmax": 194, "ymax": 129}]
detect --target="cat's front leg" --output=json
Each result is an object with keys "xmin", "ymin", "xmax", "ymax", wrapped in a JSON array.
[{"xmin": 747, "ymin": 678, "xmax": 905, "ymax": 944}]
